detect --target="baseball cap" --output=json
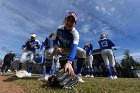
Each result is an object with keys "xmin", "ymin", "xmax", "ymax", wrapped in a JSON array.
[
  {"xmin": 30, "ymin": 33, "xmax": 36, "ymax": 37},
  {"xmin": 66, "ymin": 12, "xmax": 77, "ymax": 21},
  {"xmin": 100, "ymin": 34, "xmax": 107, "ymax": 39}
]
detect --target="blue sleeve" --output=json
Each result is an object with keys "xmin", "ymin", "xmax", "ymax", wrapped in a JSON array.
[
  {"xmin": 40, "ymin": 37, "xmax": 48, "ymax": 50},
  {"xmin": 90, "ymin": 44, "xmax": 93, "ymax": 55},
  {"xmin": 22, "ymin": 43, "xmax": 27, "ymax": 49},
  {"xmin": 68, "ymin": 44, "xmax": 77, "ymax": 62},
  {"xmin": 40, "ymin": 42, "xmax": 44, "ymax": 50},
  {"xmin": 22, "ymin": 45, "xmax": 26, "ymax": 49},
  {"xmin": 90, "ymin": 44, "xmax": 93, "ymax": 50},
  {"xmin": 22, "ymin": 40, "xmax": 28, "ymax": 49},
  {"xmin": 109, "ymin": 39, "xmax": 115, "ymax": 47}
]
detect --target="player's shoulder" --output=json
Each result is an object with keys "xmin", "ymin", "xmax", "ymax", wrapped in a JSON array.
[
  {"xmin": 105, "ymin": 38, "xmax": 111, "ymax": 42},
  {"xmin": 71, "ymin": 27, "xmax": 78, "ymax": 32},
  {"xmin": 99, "ymin": 39, "xmax": 104, "ymax": 42},
  {"xmin": 35, "ymin": 39, "xmax": 40, "ymax": 43},
  {"xmin": 71, "ymin": 27, "xmax": 79, "ymax": 35},
  {"xmin": 57, "ymin": 25, "xmax": 65, "ymax": 34}
]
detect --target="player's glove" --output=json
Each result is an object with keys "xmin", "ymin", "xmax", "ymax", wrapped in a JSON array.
[{"xmin": 48, "ymin": 69, "xmax": 78, "ymax": 89}]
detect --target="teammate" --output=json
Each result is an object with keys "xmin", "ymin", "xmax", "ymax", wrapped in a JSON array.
[
  {"xmin": 83, "ymin": 43, "xmax": 94, "ymax": 77},
  {"xmin": 1, "ymin": 51, "xmax": 15, "ymax": 74},
  {"xmin": 53, "ymin": 12, "xmax": 86, "ymax": 82},
  {"xmin": 98, "ymin": 34, "xmax": 117, "ymax": 79},
  {"xmin": 38, "ymin": 33, "xmax": 57, "ymax": 81},
  {"xmin": 18, "ymin": 33, "xmax": 40, "ymax": 77}
]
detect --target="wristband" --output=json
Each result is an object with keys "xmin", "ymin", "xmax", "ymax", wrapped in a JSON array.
[{"xmin": 67, "ymin": 61, "xmax": 72, "ymax": 65}]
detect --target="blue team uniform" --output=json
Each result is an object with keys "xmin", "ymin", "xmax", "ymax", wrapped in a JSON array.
[
  {"xmin": 19, "ymin": 39, "xmax": 40, "ymax": 73},
  {"xmin": 40, "ymin": 37, "xmax": 54, "ymax": 50},
  {"xmin": 40, "ymin": 37, "xmax": 55, "ymax": 75},
  {"xmin": 54, "ymin": 25, "xmax": 79, "ymax": 63},
  {"xmin": 54, "ymin": 25, "xmax": 86, "ymax": 76},
  {"xmin": 22, "ymin": 39, "xmax": 40, "ymax": 51},
  {"xmin": 98, "ymin": 39, "xmax": 115, "ymax": 50},
  {"xmin": 83, "ymin": 44, "xmax": 94, "ymax": 76},
  {"xmin": 84, "ymin": 44, "xmax": 93, "ymax": 56},
  {"xmin": 98, "ymin": 38, "xmax": 117, "ymax": 79}
]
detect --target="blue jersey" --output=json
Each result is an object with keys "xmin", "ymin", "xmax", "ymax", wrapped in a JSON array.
[
  {"xmin": 54, "ymin": 25, "xmax": 79, "ymax": 48},
  {"xmin": 83, "ymin": 44, "xmax": 93, "ymax": 56},
  {"xmin": 22, "ymin": 39, "xmax": 40, "ymax": 51},
  {"xmin": 98, "ymin": 38, "xmax": 115, "ymax": 50},
  {"xmin": 40, "ymin": 37, "xmax": 54, "ymax": 50},
  {"xmin": 54, "ymin": 25, "xmax": 79, "ymax": 62}
]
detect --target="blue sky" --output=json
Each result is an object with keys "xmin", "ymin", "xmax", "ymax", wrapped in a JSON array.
[{"xmin": 0, "ymin": 0, "xmax": 140, "ymax": 63}]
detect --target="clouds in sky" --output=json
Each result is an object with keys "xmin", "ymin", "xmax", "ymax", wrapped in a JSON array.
[{"xmin": 0, "ymin": 0, "xmax": 140, "ymax": 62}]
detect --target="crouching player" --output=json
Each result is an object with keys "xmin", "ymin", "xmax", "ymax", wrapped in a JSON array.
[{"xmin": 53, "ymin": 12, "xmax": 86, "ymax": 83}]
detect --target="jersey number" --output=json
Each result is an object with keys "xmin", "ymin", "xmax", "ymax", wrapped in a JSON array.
[{"xmin": 101, "ymin": 41, "xmax": 108, "ymax": 47}]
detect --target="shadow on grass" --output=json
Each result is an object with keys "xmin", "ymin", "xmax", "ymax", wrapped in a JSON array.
[
  {"xmin": 21, "ymin": 76, "xmax": 39, "ymax": 80},
  {"xmin": 40, "ymin": 81, "xmax": 79, "ymax": 93},
  {"xmin": 40, "ymin": 81, "xmax": 60, "ymax": 90},
  {"xmin": 3, "ymin": 75, "xmax": 39, "ymax": 82},
  {"xmin": 40, "ymin": 81, "xmax": 50, "ymax": 88},
  {"xmin": 3, "ymin": 75, "xmax": 19, "ymax": 82}
]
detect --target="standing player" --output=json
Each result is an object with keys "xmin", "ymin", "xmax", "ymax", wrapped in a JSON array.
[
  {"xmin": 53, "ymin": 12, "xmax": 86, "ymax": 82},
  {"xmin": 18, "ymin": 33, "xmax": 40, "ymax": 77},
  {"xmin": 83, "ymin": 43, "xmax": 94, "ymax": 77},
  {"xmin": 98, "ymin": 34, "xmax": 117, "ymax": 79},
  {"xmin": 38, "ymin": 33, "xmax": 56, "ymax": 81},
  {"xmin": 1, "ymin": 51, "xmax": 15, "ymax": 74}
]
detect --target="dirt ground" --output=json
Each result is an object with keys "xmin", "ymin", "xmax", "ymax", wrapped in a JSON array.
[{"xmin": 0, "ymin": 74, "xmax": 25, "ymax": 93}]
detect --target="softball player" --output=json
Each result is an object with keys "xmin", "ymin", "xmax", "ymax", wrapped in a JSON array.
[
  {"xmin": 98, "ymin": 34, "xmax": 117, "ymax": 79},
  {"xmin": 83, "ymin": 43, "xmax": 94, "ymax": 78},
  {"xmin": 53, "ymin": 12, "xmax": 86, "ymax": 82},
  {"xmin": 18, "ymin": 33, "xmax": 40, "ymax": 77},
  {"xmin": 38, "ymin": 33, "xmax": 56, "ymax": 81}
]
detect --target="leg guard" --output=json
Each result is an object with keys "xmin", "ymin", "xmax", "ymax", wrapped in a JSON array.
[
  {"xmin": 105, "ymin": 65, "xmax": 113, "ymax": 76},
  {"xmin": 76, "ymin": 58, "xmax": 85, "ymax": 75},
  {"xmin": 45, "ymin": 60, "xmax": 52, "ymax": 75},
  {"xmin": 28, "ymin": 63, "xmax": 33, "ymax": 73},
  {"xmin": 90, "ymin": 68, "xmax": 94, "ymax": 75},
  {"xmin": 111, "ymin": 67, "xmax": 117, "ymax": 76}
]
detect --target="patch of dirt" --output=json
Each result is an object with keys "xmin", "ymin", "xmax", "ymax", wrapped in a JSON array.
[{"xmin": 0, "ymin": 75, "xmax": 25, "ymax": 93}]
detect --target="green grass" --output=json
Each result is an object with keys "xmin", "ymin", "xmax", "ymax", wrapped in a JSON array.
[{"xmin": 7, "ymin": 74, "xmax": 140, "ymax": 93}]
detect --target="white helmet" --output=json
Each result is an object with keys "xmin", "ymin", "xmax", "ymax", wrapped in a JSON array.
[
  {"xmin": 100, "ymin": 34, "xmax": 107, "ymax": 39},
  {"xmin": 30, "ymin": 33, "xmax": 36, "ymax": 37}
]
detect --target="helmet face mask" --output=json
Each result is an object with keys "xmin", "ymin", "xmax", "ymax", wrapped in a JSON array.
[
  {"xmin": 31, "ymin": 36, "xmax": 35, "ymax": 41},
  {"xmin": 30, "ymin": 33, "xmax": 36, "ymax": 41}
]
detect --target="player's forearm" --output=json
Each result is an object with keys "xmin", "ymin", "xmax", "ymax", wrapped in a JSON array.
[
  {"xmin": 68, "ymin": 44, "xmax": 77, "ymax": 62},
  {"xmin": 54, "ymin": 45, "xmax": 59, "ymax": 50}
]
